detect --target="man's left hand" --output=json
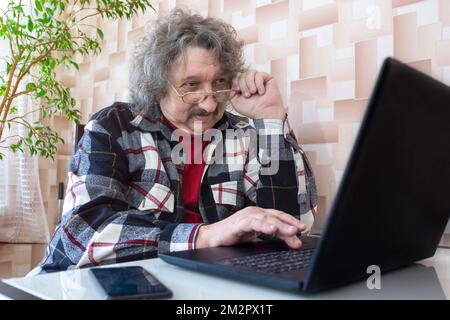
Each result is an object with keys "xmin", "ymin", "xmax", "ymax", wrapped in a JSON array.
[{"xmin": 230, "ymin": 70, "xmax": 287, "ymax": 120}]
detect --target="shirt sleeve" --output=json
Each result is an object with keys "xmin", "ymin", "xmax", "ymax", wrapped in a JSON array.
[
  {"xmin": 28, "ymin": 112, "xmax": 202, "ymax": 275},
  {"xmin": 243, "ymin": 118, "xmax": 318, "ymax": 233}
]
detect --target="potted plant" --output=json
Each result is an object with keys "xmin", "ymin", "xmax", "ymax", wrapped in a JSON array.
[
  {"xmin": 0, "ymin": 0, "xmax": 154, "ymax": 159},
  {"xmin": 0, "ymin": 0, "xmax": 154, "ymax": 257}
]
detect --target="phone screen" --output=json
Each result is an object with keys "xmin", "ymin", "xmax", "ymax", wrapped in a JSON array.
[{"xmin": 90, "ymin": 266, "xmax": 172, "ymax": 300}]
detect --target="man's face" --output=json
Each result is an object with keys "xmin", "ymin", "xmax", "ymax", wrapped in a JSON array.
[{"xmin": 160, "ymin": 46, "xmax": 230, "ymax": 134}]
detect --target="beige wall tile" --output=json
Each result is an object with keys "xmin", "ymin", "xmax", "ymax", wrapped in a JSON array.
[
  {"xmin": 355, "ymin": 39, "xmax": 378, "ymax": 99},
  {"xmin": 394, "ymin": 13, "xmax": 419, "ymax": 62}
]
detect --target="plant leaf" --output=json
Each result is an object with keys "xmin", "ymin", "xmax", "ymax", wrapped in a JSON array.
[
  {"xmin": 26, "ymin": 82, "xmax": 36, "ymax": 91},
  {"xmin": 34, "ymin": 0, "xmax": 42, "ymax": 12},
  {"xmin": 36, "ymin": 89, "xmax": 47, "ymax": 97},
  {"xmin": 68, "ymin": 59, "xmax": 79, "ymax": 70},
  {"xmin": 96, "ymin": 28, "xmax": 104, "ymax": 40},
  {"xmin": 49, "ymin": 58, "xmax": 56, "ymax": 69},
  {"xmin": 27, "ymin": 18, "xmax": 34, "ymax": 32}
]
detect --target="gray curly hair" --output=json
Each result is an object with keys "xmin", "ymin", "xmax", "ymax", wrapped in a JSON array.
[{"xmin": 129, "ymin": 9, "xmax": 246, "ymax": 113}]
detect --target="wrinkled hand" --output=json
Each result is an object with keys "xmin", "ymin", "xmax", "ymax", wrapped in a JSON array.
[
  {"xmin": 230, "ymin": 70, "xmax": 287, "ymax": 120},
  {"xmin": 195, "ymin": 207, "xmax": 306, "ymax": 249}
]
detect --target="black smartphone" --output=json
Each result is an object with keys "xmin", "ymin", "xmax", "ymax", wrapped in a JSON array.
[{"xmin": 90, "ymin": 266, "xmax": 172, "ymax": 300}]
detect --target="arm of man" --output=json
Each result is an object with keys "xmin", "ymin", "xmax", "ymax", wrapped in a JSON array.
[
  {"xmin": 195, "ymin": 71, "xmax": 317, "ymax": 250},
  {"xmin": 248, "ymin": 118, "xmax": 317, "ymax": 231},
  {"xmin": 233, "ymin": 70, "xmax": 317, "ymax": 227},
  {"xmin": 30, "ymin": 106, "xmax": 203, "ymax": 274}
]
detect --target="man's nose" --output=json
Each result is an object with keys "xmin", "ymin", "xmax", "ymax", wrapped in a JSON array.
[{"xmin": 198, "ymin": 94, "xmax": 218, "ymax": 113}]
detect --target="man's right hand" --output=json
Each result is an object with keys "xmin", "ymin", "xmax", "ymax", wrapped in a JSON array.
[{"xmin": 195, "ymin": 206, "xmax": 306, "ymax": 250}]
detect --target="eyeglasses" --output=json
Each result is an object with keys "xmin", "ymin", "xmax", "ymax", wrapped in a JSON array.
[{"xmin": 168, "ymin": 81, "xmax": 236, "ymax": 104}]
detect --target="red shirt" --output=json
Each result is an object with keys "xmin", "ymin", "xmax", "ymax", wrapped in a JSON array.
[{"xmin": 164, "ymin": 118, "xmax": 207, "ymax": 223}]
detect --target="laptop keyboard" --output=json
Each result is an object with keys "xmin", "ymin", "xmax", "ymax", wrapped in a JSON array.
[{"xmin": 220, "ymin": 248, "xmax": 315, "ymax": 274}]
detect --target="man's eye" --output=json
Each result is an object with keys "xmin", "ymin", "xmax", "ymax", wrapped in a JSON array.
[
  {"xmin": 214, "ymin": 78, "xmax": 229, "ymax": 88},
  {"xmin": 215, "ymin": 79, "xmax": 227, "ymax": 84},
  {"xmin": 183, "ymin": 82, "xmax": 198, "ymax": 89}
]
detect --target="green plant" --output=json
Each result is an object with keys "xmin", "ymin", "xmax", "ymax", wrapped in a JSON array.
[{"xmin": 0, "ymin": 0, "xmax": 154, "ymax": 159}]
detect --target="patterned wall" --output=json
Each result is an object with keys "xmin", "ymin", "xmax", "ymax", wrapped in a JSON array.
[
  {"xmin": 45, "ymin": 0, "xmax": 450, "ymax": 233},
  {"xmin": 4, "ymin": 0, "xmax": 449, "ymax": 278}
]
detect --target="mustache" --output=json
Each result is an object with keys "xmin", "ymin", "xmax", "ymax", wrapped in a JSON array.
[{"xmin": 189, "ymin": 107, "xmax": 216, "ymax": 117}]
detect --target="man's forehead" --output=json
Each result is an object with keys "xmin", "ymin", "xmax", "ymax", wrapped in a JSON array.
[{"xmin": 170, "ymin": 47, "xmax": 225, "ymax": 80}]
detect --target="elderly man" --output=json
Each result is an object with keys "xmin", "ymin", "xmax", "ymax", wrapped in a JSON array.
[{"xmin": 29, "ymin": 9, "xmax": 317, "ymax": 274}]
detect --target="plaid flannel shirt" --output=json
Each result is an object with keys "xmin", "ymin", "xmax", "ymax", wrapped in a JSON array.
[{"xmin": 29, "ymin": 102, "xmax": 317, "ymax": 275}]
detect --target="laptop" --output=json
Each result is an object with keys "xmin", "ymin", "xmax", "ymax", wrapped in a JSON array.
[{"xmin": 159, "ymin": 58, "xmax": 450, "ymax": 294}]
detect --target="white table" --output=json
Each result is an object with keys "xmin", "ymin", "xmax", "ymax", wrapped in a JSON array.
[{"xmin": 2, "ymin": 248, "xmax": 450, "ymax": 300}]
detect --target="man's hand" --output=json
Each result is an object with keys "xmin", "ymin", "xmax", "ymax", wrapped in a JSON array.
[
  {"xmin": 230, "ymin": 70, "xmax": 287, "ymax": 120},
  {"xmin": 195, "ymin": 206, "xmax": 306, "ymax": 249}
]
